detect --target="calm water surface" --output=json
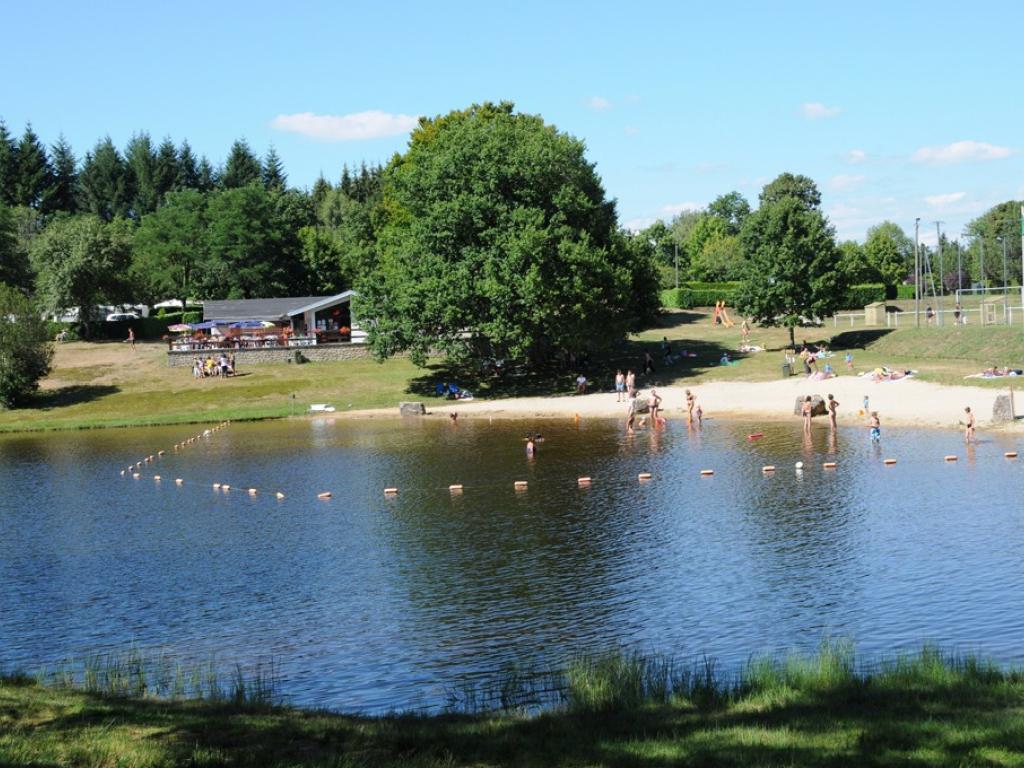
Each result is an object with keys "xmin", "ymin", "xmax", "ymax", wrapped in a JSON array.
[{"xmin": 1, "ymin": 416, "xmax": 1022, "ymax": 712}]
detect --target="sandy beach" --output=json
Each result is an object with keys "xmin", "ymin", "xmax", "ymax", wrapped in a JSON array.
[{"xmin": 336, "ymin": 376, "xmax": 1023, "ymax": 431}]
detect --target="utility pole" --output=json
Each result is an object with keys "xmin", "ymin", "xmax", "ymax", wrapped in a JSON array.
[
  {"xmin": 935, "ymin": 221, "xmax": 944, "ymax": 325},
  {"xmin": 674, "ymin": 243, "xmax": 679, "ymax": 291},
  {"xmin": 999, "ymin": 236, "xmax": 1008, "ymax": 293},
  {"xmin": 914, "ymin": 218, "xmax": 921, "ymax": 327}
]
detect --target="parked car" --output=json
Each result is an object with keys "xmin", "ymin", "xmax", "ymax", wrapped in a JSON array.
[{"xmin": 105, "ymin": 312, "xmax": 140, "ymax": 321}]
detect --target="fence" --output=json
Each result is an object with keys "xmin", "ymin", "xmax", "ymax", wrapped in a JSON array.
[{"xmin": 832, "ymin": 305, "xmax": 1024, "ymax": 329}]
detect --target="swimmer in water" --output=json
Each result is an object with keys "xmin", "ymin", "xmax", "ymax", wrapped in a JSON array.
[
  {"xmin": 962, "ymin": 406, "xmax": 975, "ymax": 444},
  {"xmin": 525, "ymin": 435, "xmax": 536, "ymax": 456}
]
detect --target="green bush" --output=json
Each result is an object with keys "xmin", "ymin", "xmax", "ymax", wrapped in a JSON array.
[
  {"xmin": 0, "ymin": 285, "xmax": 53, "ymax": 408},
  {"xmin": 182, "ymin": 311, "xmax": 202, "ymax": 324},
  {"xmin": 662, "ymin": 282, "xmax": 743, "ymax": 309},
  {"xmin": 896, "ymin": 285, "xmax": 916, "ymax": 300},
  {"xmin": 842, "ymin": 283, "xmax": 886, "ymax": 308}
]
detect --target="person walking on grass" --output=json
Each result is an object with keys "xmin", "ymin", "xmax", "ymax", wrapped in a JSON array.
[
  {"xmin": 827, "ymin": 394, "xmax": 839, "ymax": 430},
  {"xmin": 962, "ymin": 406, "xmax": 975, "ymax": 444}
]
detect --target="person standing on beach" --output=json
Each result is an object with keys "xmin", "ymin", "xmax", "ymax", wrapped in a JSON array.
[
  {"xmin": 626, "ymin": 369, "xmax": 636, "ymax": 397},
  {"xmin": 685, "ymin": 389, "xmax": 695, "ymax": 424},
  {"xmin": 801, "ymin": 396, "xmax": 813, "ymax": 433},
  {"xmin": 869, "ymin": 411, "xmax": 881, "ymax": 442},
  {"xmin": 962, "ymin": 407, "xmax": 975, "ymax": 444},
  {"xmin": 827, "ymin": 394, "xmax": 839, "ymax": 430},
  {"xmin": 614, "ymin": 369, "xmax": 625, "ymax": 402}
]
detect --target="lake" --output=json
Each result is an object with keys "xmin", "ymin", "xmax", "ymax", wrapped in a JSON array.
[{"xmin": 1, "ymin": 416, "xmax": 1022, "ymax": 712}]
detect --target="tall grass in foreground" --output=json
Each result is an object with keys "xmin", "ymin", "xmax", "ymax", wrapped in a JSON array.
[
  {"xmin": 446, "ymin": 641, "xmax": 1024, "ymax": 716},
  {"xmin": 24, "ymin": 648, "xmax": 278, "ymax": 708}
]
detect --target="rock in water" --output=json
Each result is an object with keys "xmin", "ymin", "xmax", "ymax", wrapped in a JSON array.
[
  {"xmin": 399, "ymin": 402, "xmax": 426, "ymax": 416},
  {"xmin": 793, "ymin": 395, "xmax": 828, "ymax": 417}
]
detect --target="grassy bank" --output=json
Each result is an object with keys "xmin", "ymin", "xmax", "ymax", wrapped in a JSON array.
[
  {"xmin": 5, "ymin": 645, "xmax": 1024, "ymax": 766},
  {"xmin": 2, "ymin": 312, "xmax": 1022, "ymax": 433}
]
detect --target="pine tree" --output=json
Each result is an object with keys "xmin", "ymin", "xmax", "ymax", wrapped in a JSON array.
[
  {"xmin": 197, "ymin": 156, "xmax": 217, "ymax": 192},
  {"xmin": 15, "ymin": 124, "xmax": 53, "ymax": 208},
  {"xmin": 262, "ymin": 146, "xmax": 287, "ymax": 192},
  {"xmin": 176, "ymin": 140, "xmax": 199, "ymax": 190},
  {"xmin": 153, "ymin": 137, "xmax": 179, "ymax": 204},
  {"xmin": 46, "ymin": 134, "xmax": 78, "ymax": 214},
  {"xmin": 0, "ymin": 120, "xmax": 17, "ymax": 206},
  {"xmin": 339, "ymin": 165, "xmax": 352, "ymax": 197},
  {"xmin": 126, "ymin": 132, "xmax": 158, "ymax": 216},
  {"xmin": 221, "ymin": 139, "xmax": 261, "ymax": 188},
  {"xmin": 311, "ymin": 174, "xmax": 332, "ymax": 210},
  {"xmin": 78, "ymin": 137, "xmax": 132, "ymax": 221}
]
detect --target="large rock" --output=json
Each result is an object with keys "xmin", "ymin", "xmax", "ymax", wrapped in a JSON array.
[
  {"xmin": 992, "ymin": 394, "xmax": 1015, "ymax": 422},
  {"xmin": 793, "ymin": 395, "xmax": 828, "ymax": 417},
  {"xmin": 399, "ymin": 401, "xmax": 426, "ymax": 416},
  {"xmin": 634, "ymin": 396, "xmax": 650, "ymax": 414}
]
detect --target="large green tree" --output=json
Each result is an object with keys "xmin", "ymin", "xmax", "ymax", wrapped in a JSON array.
[
  {"xmin": 707, "ymin": 191, "xmax": 751, "ymax": 235},
  {"xmin": 262, "ymin": 147, "xmax": 287, "ymax": 192},
  {"xmin": 357, "ymin": 101, "xmax": 651, "ymax": 366},
  {"xmin": 965, "ymin": 200, "xmax": 1023, "ymax": 287},
  {"xmin": 0, "ymin": 202, "xmax": 32, "ymax": 291},
  {"xmin": 0, "ymin": 121, "xmax": 17, "ymax": 206},
  {"xmin": 132, "ymin": 189, "xmax": 207, "ymax": 309},
  {"xmin": 864, "ymin": 221, "xmax": 912, "ymax": 291},
  {"xmin": 0, "ymin": 283, "xmax": 53, "ymax": 408},
  {"xmin": 126, "ymin": 132, "xmax": 159, "ymax": 216},
  {"xmin": 30, "ymin": 215, "xmax": 135, "ymax": 332},
  {"xmin": 737, "ymin": 174, "xmax": 844, "ymax": 346}
]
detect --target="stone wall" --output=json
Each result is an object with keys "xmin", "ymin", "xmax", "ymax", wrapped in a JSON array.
[{"xmin": 166, "ymin": 343, "xmax": 373, "ymax": 367}]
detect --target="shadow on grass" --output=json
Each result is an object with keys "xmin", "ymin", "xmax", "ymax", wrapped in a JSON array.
[
  {"xmin": 829, "ymin": 329, "xmax": 895, "ymax": 350},
  {"xmin": 23, "ymin": 675, "xmax": 1024, "ymax": 768},
  {"xmin": 31, "ymin": 384, "xmax": 120, "ymax": 409}
]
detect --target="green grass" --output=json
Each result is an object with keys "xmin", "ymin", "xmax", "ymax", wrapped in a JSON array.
[
  {"xmin": 2, "ymin": 311, "xmax": 1023, "ymax": 433},
  {"xmin": 6, "ymin": 644, "xmax": 1024, "ymax": 766}
]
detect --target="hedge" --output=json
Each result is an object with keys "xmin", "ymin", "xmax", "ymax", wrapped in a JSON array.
[
  {"xmin": 842, "ymin": 283, "xmax": 886, "ymax": 308},
  {"xmin": 896, "ymin": 285, "xmax": 916, "ymax": 300},
  {"xmin": 661, "ymin": 282, "xmax": 743, "ymax": 309}
]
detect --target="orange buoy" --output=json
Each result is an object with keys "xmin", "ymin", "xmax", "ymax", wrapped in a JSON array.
[
  {"xmin": 944, "ymin": 455, "xmax": 958, "ymax": 462},
  {"xmin": 383, "ymin": 487, "xmax": 399, "ymax": 495},
  {"xmin": 213, "ymin": 483, "xmax": 221, "ymax": 489},
  {"xmin": 175, "ymin": 478, "xmax": 183, "ymax": 485},
  {"xmin": 762, "ymin": 465, "xmax": 775, "ymax": 473},
  {"xmin": 577, "ymin": 476, "xmax": 592, "ymax": 486},
  {"xmin": 132, "ymin": 472, "xmax": 140, "ymax": 479},
  {"xmin": 883, "ymin": 459, "xmax": 897, "ymax": 465},
  {"xmin": 823, "ymin": 462, "xmax": 837, "ymax": 469},
  {"xmin": 1005, "ymin": 452, "xmax": 1019, "ymax": 459},
  {"xmin": 748, "ymin": 432, "xmax": 764, "ymax": 440},
  {"xmin": 222, "ymin": 484, "xmax": 231, "ymax": 491},
  {"xmin": 513, "ymin": 481, "xmax": 528, "ymax": 490},
  {"xmin": 638, "ymin": 472, "xmax": 653, "ymax": 481},
  {"xmin": 317, "ymin": 491, "xmax": 332, "ymax": 499},
  {"xmin": 449, "ymin": 484, "xmax": 464, "ymax": 493},
  {"xmin": 700, "ymin": 469, "xmax": 714, "ymax": 476},
  {"xmin": 153, "ymin": 475, "xmax": 161, "ymax": 481},
  {"xmin": 248, "ymin": 488, "xmax": 257, "ymax": 496}
]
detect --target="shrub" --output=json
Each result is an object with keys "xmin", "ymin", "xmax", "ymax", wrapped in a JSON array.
[
  {"xmin": 182, "ymin": 310, "xmax": 202, "ymax": 324},
  {"xmin": 662, "ymin": 282, "xmax": 743, "ymax": 309},
  {"xmin": 842, "ymin": 283, "xmax": 886, "ymax": 308},
  {"xmin": 0, "ymin": 285, "xmax": 54, "ymax": 408},
  {"xmin": 896, "ymin": 285, "xmax": 916, "ymax": 300}
]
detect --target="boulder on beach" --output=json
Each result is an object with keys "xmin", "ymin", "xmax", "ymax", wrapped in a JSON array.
[
  {"xmin": 399, "ymin": 402, "xmax": 426, "ymax": 416},
  {"xmin": 793, "ymin": 395, "xmax": 827, "ymax": 417},
  {"xmin": 992, "ymin": 394, "xmax": 1014, "ymax": 422}
]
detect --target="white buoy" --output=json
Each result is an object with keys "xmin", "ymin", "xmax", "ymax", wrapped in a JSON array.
[{"xmin": 795, "ymin": 461, "xmax": 804, "ymax": 470}]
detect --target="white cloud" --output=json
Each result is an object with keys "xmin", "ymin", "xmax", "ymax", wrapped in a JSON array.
[
  {"xmin": 801, "ymin": 102, "xmax": 841, "ymax": 119},
  {"xmin": 624, "ymin": 125, "xmax": 640, "ymax": 136},
  {"xmin": 911, "ymin": 140, "xmax": 1014, "ymax": 164},
  {"xmin": 588, "ymin": 96, "xmax": 612, "ymax": 111},
  {"xmin": 925, "ymin": 192, "xmax": 966, "ymax": 208},
  {"xmin": 829, "ymin": 174, "xmax": 866, "ymax": 191},
  {"xmin": 623, "ymin": 216, "xmax": 657, "ymax": 232},
  {"xmin": 845, "ymin": 149, "xmax": 867, "ymax": 164},
  {"xmin": 660, "ymin": 201, "xmax": 703, "ymax": 216},
  {"xmin": 270, "ymin": 110, "xmax": 419, "ymax": 141}
]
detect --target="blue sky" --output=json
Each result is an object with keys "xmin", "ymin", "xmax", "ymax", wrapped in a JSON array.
[{"xmin": 3, "ymin": 1, "xmax": 1022, "ymax": 243}]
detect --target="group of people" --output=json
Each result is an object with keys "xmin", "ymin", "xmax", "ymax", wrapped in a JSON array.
[
  {"xmin": 801, "ymin": 392, "xmax": 977, "ymax": 444},
  {"xmin": 192, "ymin": 353, "xmax": 235, "ymax": 379}
]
